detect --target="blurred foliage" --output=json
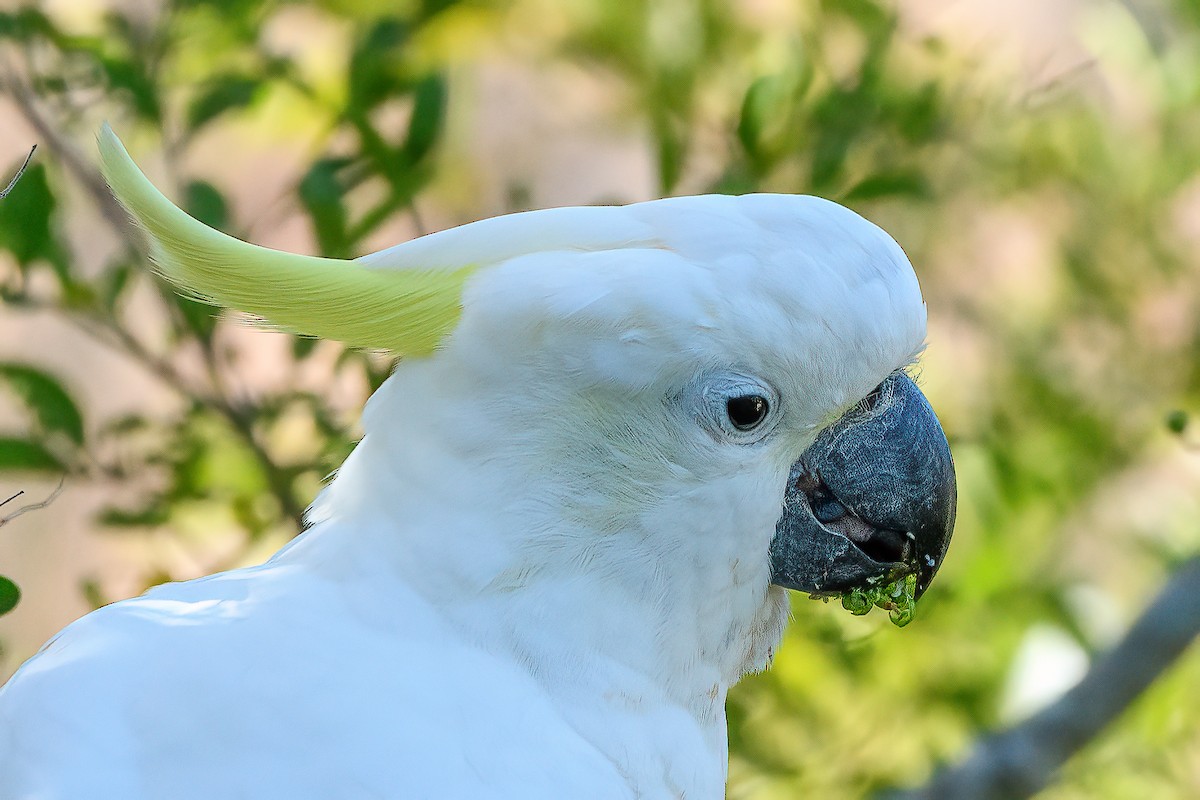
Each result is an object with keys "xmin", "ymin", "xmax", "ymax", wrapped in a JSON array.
[{"xmin": 1, "ymin": 0, "xmax": 1200, "ymax": 797}]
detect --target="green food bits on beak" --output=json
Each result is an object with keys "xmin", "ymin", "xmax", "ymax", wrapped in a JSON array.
[{"xmin": 834, "ymin": 573, "xmax": 918, "ymax": 627}]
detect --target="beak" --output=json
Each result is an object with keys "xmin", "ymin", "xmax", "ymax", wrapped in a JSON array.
[{"xmin": 769, "ymin": 372, "xmax": 956, "ymax": 600}]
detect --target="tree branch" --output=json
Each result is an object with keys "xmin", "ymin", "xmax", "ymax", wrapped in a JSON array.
[
  {"xmin": 883, "ymin": 555, "xmax": 1200, "ymax": 800},
  {"xmin": 0, "ymin": 478, "xmax": 66, "ymax": 528},
  {"xmin": 57, "ymin": 307, "xmax": 307, "ymax": 529}
]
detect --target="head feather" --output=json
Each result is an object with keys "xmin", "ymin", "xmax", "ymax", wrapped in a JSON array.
[{"xmin": 97, "ymin": 124, "xmax": 473, "ymax": 354}]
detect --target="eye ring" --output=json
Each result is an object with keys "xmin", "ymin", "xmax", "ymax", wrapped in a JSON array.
[
  {"xmin": 726, "ymin": 394, "xmax": 769, "ymax": 430},
  {"xmin": 686, "ymin": 371, "xmax": 779, "ymax": 444}
]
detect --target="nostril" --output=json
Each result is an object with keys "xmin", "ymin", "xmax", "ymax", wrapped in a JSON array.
[
  {"xmin": 855, "ymin": 528, "xmax": 911, "ymax": 565},
  {"xmin": 805, "ymin": 479, "xmax": 849, "ymax": 524}
]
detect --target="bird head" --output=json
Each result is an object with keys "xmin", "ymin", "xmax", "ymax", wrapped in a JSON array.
[{"xmin": 98, "ymin": 126, "xmax": 955, "ymax": 681}]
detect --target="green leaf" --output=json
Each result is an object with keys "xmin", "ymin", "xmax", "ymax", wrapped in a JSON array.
[
  {"xmin": 737, "ymin": 76, "xmax": 783, "ymax": 171},
  {"xmin": 98, "ymin": 262, "xmax": 133, "ymax": 312},
  {"xmin": 808, "ymin": 86, "xmax": 879, "ymax": 192},
  {"xmin": 292, "ymin": 335, "xmax": 319, "ymax": 360},
  {"xmin": 0, "ymin": 8, "xmax": 59, "ymax": 43},
  {"xmin": 299, "ymin": 158, "xmax": 352, "ymax": 259},
  {"xmin": 347, "ymin": 18, "xmax": 411, "ymax": 114},
  {"xmin": 184, "ymin": 180, "xmax": 230, "ymax": 230},
  {"xmin": 96, "ymin": 49, "xmax": 161, "ymax": 123},
  {"xmin": 653, "ymin": 112, "xmax": 686, "ymax": 194},
  {"xmin": 0, "ymin": 364, "xmax": 84, "ymax": 445},
  {"xmin": 99, "ymin": 505, "xmax": 171, "ymax": 527},
  {"xmin": 892, "ymin": 81, "xmax": 942, "ymax": 144},
  {"xmin": 0, "ymin": 438, "xmax": 64, "ymax": 472},
  {"xmin": 415, "ymin": 0, "xmax": 459, "ymax": 22},
  {"xmin": 186, "ymin": 75, "xmax": 262, "ymax": 131},
  {"xmin": 400, "ymin": 74, "xmax": 447, "ymax": 165},
  {"xmin": 737, "ymin": 82, "xmax": 764, "ymax": 160},
  {"xmin": 166, "ymin": 288, "xmax": 219, "ymax": 340},
  {"xmin": 842, "ymin": 170, "xmax": 931, "ymax": 202},
  {"xmin": 0, "ymin": 576, "xmax": 19, "ymax": 617},
  {"xmin": 0, "ymin": 161, "xmax": 69, "ymax": 277},
  {"xmin": 79, "ymin": 577, "xmax": 109, "ymax": 610},
  {"xmin": 100, "ymin": 414, "xmax": 150, "ymax": 436}
]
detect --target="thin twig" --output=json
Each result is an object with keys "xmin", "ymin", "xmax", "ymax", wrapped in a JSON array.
[
  {"xmin": 882, "ymin": 555, "xmax": 1200, "ymax": 800},
  {"xmin": 0, "ymin": 477, "xmax": 66, "ymax": 528},
  {"xmin": 0, "ymin": 145, "xmax": 36, "ymax": 200}
]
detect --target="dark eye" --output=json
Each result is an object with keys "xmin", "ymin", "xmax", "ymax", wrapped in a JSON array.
[
  {"xmin": 691, "ymin": 372, "xmax": 778, "ymax": 443},
  {"xmin": 726, "ymin": 395, "xmax": 769, "ymax": 430}
]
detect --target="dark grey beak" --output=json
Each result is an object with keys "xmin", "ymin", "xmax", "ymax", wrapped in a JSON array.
[{"xmin": 769, "ymin": 372, "xmax": 956, "ymax": 600}]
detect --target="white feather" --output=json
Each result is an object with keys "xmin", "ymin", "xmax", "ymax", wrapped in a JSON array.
[{"xmin": 0, "ymin": 193, "xmax": 926, "ymax": 799}]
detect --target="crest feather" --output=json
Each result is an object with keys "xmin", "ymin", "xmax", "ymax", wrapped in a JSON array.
[{"xmin": 97, "ymin": 124, "xmax": 472, "ymax": 354}]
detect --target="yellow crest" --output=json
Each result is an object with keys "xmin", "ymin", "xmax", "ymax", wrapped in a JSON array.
[{"xmin": 98, "ymin": 124, "xmax": 473, "ymax": 354}]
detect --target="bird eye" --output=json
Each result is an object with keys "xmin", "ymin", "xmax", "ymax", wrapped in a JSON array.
[
  {"xmin": 726, "ymin": 395, "xmax": 769, "ymax": 430},
  {"xmin": 687, "ymin": 371, "xmax": 778, "ymax": 443}
]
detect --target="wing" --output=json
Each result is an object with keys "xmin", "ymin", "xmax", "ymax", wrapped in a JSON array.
[{"xmin": 0, "ymin": 557, "xmax": 627, "ymax": 799}]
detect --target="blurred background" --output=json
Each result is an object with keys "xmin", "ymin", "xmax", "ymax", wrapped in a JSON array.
[{"xmin": 1, "ymin": 0, "xmax": 1199, "ymax": 797}]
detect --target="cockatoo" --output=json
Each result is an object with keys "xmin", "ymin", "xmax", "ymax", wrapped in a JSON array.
[{"xmin": 0, "ymin": 126, "xmax": 955, "ymax": 799}]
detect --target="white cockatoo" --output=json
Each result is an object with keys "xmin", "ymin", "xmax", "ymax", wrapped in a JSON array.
[{"xmin": 0, "ymin": 126, "xmax": 955, "ymax": 799}]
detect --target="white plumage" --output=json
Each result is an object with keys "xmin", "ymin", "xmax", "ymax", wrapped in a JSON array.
[{"xmin": 0, "ymin": 154, "xmax": 929, "ymax": 798}]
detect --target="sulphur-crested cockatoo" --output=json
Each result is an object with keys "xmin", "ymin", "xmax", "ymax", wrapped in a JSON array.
[{"xmin": 0, "ymin": 125, "xmax": 955, "ymax": 799}]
